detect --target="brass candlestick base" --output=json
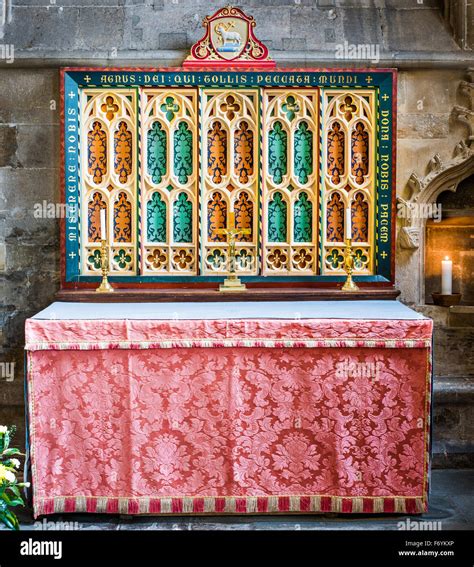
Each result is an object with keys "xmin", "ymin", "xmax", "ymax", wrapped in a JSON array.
[
  {"xmin": 95, "ymin": 239, "xmax": 114, "ymax": 293},
  {"xmin": 219, "ymin": 274, "xmax": 246, "ymax": 292},
  {"xmin": 341, "ymin": 238, "xmax": 360, "ymax": 292}
]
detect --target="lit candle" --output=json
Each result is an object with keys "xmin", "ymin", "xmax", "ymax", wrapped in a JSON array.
[
  {"xmin": 441, "ymin": 256, "xmax": 452, "ymax": 295},
  {"xmin": 100, "ymin": 208, "xmax": 106, "ymax": 241},
  {"xmin": 345, "ymin": 207, "xmax": 352, "ymax": 240}
]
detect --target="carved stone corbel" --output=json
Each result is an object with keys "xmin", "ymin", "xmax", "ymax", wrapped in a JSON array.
[
  {"xmin": 407, "ymin": 173, "xmax": 422, "ymax": 197},
  {"xmin": 399, "ymin": 227, "xmax": 421, "ymax": 250},
  {"xmin": 453, "ymin": 105, "xmax": 474, "ymax": 143},
  {"xmin": 427, "ymin": 153, "xmax": 443, "ymax": 175}
]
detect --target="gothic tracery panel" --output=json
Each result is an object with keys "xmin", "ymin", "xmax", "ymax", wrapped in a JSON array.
[
  {"xmin": 202, "ymin": 89, "xmax": 259, "ymax": 275},
  {"xmin": 81, "ymin": 89, "xmax": 137, "ymax": 275},
  {"xmin": 322, "ymin": 90, "xmax": 375, "ymax": 275},
  {"xmin": 70, "ymin": 71, "xmax": 393, "ymax": 285},
  {"xmin": 262, "ymin": 89, "xmax": 319, "ymax": 275},
  {"xmin": 140, "ymin": 89, "xmax": 198, "ymax": 275}
]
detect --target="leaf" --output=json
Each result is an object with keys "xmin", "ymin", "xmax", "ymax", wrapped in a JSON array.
[
  {"xmin": 8, "ymin": 485, "xmax": 21, "ymax": 498},
  {"xmin": 0, "ymin": 511, "xmax": 17, "ymax": 530},
  {"xmin": 6, "ymin": 510, "xmax": 19, "ymax": 530},
  {"xmin": 6, "ymin": 498, "xmax": 24, "ymax": 508},
  {"xmin": 2, "ymin": 448, "xmax": 21, "ymax": 456}
]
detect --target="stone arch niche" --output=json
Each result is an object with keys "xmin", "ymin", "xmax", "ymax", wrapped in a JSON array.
[
  {"xmin": 397, "ymin": 69, "xmax": 474, "ymax": 305},
  {"xmin": 425, "ymin": 175, "xmax": 474, "ymax": 303},
  {"xmin": 398, "ymin": 140, "xmax": 474, "ymax": 305}
]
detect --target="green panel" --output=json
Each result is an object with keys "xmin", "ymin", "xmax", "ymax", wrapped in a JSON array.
[
  {"xmin": 268, "ymin": 121, "xmax": 287, "ymax": 185},
  {"xmin": 282, "ymin": 95, "xmax": 299, "ymax": 121},
  {"xmin": 294, "ymin": 121, "xmax": 313, "ymax": 184},
  {"xmin": 173, "ymin": 121, "xmax": 193, "ymax": 184},
  {"xmin": 147, "ymin": 192, "xmax": 167, "ymax": 242},
  {"xmin": 160, "ymin": 96, "xmax": 180, "ymax": 121},
  {"xmin": 147, "ymin": 121, "xmax": 167, "ymax": 185},
  {"xmin": 268, "ymin": 192, "xmax": 287, "ymax": 242},
  {"xmin": 294, "ymin": 192, "xmax": 312, "ymax": 243},
  {"xmin": 173, "ymin": 192, "xmax": 193, "ymax": 243}
]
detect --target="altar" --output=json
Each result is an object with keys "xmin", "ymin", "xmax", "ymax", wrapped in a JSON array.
[
  {"xmin": 25, "ymin": 300, "xmax": 433, "ymax": 517},
  {"xmin": 22, "ymin": 4, "xmax": 429, "ymax": 521}
]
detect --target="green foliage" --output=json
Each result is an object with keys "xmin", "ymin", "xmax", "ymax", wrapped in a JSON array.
[{"xmin": 0, "ymin": 425, "xmax": 29, "ymax": 530}]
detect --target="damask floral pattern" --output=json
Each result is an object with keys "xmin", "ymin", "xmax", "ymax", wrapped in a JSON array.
[
  {"xmin": 352, "ymin": 191, "xmax": 369, "ymax": 242},
  {"xmin": 326, "ymin": 192, "xmax": 344, "ymax": 242},
  {"xmin": 113, "ymin": 192, "xmax": 132, "ymax": 243},
  {"xmin": 268, "ymin": 121, "xmax": 287, "ymax": 185},
  {"xmin": 293, "ymin": 192, "xmax": 312, "ymax": 243},
  {"xmin": 87, "ymin": 121, "xmax": 107, "ymax": 184},
  {"xmin": 268, "ymin": 192, "xmax": 287, "ymax": 242},
  {"xmin": 234, "ymin": 191, "xmax": 253, "ymax": 243},
  {"xmin": 207, "ymin": 192, "xmax": 227, "ymax": 242},
  {"xmin": 147, "ymin": 192, "xmax": 167, "ymax": 243},
  {"xmin": 207, "ymin": 121, "xmax": 227, "ymax": 184},
  {"xmin": 327, "ymin": 121, "xmax": 344, "ymax": 185},
  {"xmin": 234, "ymin": 121, "xmax": 254, "ymax": 184},
  {"xmin": 173, "ymin": 122, "xmax": 193, "ymax": 185},
  {"xmin": 26, "ymin": 317, "xmax": 431, "ymax": 517},
  {"xmin": 87, "ymin": 192, "xmax": 107, "ymax": 243},
  {"xmin": 114, "ymin": 121, "xmax": 133, "ymax": 184},
  {"xmin": 351, "ymin": 122, "xmax": 369, "ymax": 185},
  {"xmin": 294, "ymin": 121, "xmax": 313, "ymax": 184},
  {"xmin": 147, "ymin": 121, "xmax": 167, "ymax": 185},
  {"xmin": 173, "ymin": 192, "xmax": 192, "ymax": 243}
]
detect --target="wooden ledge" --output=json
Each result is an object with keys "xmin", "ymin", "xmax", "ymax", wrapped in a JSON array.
[{"xmin": 56, "ymin": 287, "xmax": 400, "ymax": 303}]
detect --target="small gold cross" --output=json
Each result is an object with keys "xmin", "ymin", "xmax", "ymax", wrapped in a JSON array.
[
  {"xmin": 216, "ymin": 212, "xmax": 251, "ymax": 265},
  {"xmin": 216, "ymin": 212, "xmax": 251, "ymax": 292}
]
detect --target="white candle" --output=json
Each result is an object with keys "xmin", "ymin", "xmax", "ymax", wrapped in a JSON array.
[
  {"xmin": 441, "ymin": 256, "xmax": 452, "ymax": 295},
  {"xmin": 345, "ymin": 207, "xmax": 352, "ymax": 240},
  {"xmin": 100, "ymin": 208, "xmax": 106, "ymax": 241}
]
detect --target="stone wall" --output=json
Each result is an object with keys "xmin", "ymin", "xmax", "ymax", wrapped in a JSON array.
[{"xmin": 0, "ymin": 0, "xmax": 472, "ymax": 464}]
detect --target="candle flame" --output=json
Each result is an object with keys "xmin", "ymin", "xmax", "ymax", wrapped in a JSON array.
[{"xmin": 444, "ymin": 256, "xmax": 450, "ymax": 261}]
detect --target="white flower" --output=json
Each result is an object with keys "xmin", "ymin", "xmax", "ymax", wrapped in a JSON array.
[
  {"xmin": 0, "ymin": 465, "xmax": 15, "ymax": 483},
  {"xmin": 4, "ymin": 469, "xmax": 15, "ymax": 483},
  {"xmin": 0, "ymin": 426, "xmax": 7, "ymax": 434},
  {"xmin": 10, "ymin": 458, "xmax": 20, "ymax": 469}
]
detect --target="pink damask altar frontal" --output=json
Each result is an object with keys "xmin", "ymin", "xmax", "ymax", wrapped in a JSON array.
[{"xmin": 25, "ymin": 301, "xmax": 433, "ymax": 517}]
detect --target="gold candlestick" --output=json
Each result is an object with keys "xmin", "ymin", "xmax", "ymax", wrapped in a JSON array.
[
  {"xmin": 95, "ymin": 239, "xmax": 114, "ymax": 293},
  {"xmin": 216, "ymin": 212, "xmax": 251, "ymax": 292},
  {"xmin": 341, "ymin": 238, "xmax": 360, "ymax": 292}
]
